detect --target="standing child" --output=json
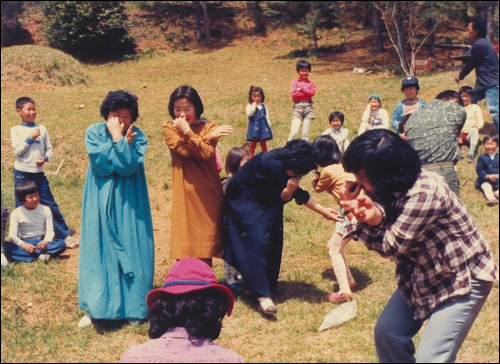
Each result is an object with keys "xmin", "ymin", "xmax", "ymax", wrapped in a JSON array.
[
  {"xmin": 246, "ymin": 86, "xmax": 273, "ymax": 157},
  {"xmin": 458, "ymin": 86, "xmax": 484, "ymax": 163},
  {"xmin": 10, "ymin": 97, "xmax": 78, "ymax": 247},
  {"xmin": 288, "ymin": 60, "xmax": 316, "ymax": 141},
  {"xmin": 475, "ymin": 134, "xmax": 499, "ymax": 206},
  {"xmin": 4, "ymin": 180, "xmax": 66, "ymax": 264},
  {"xmin": 390, "ymin": 76, "xmax": 427, "ymax": 132},
  {"xmin": 163, "ymin": 85, "xmax": 233, "ymax": 267},
  {"xmin": 358, "ymin": 93, "xmax": 389, "ymax": 135},
  {"xmin": 221, "ymin": 145, "xmax": 250, "ymax": 292},
  {"xmin": 312, "ymin": 135, "xmax": 357, "ymax": 302},
  {"xmin": 321, "ymin": 111, "xmax": 350, "ymax": 155}
]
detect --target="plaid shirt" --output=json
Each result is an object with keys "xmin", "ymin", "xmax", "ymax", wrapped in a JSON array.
[{"xmin": 347, "ymin": 171, "xmax": 498, "ymax": 320}]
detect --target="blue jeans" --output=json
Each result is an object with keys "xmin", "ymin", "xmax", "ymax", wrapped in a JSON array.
[
  {"xmin": 474, "ymin": 85, "xmax": 499, "ymax": 133},
  {"xmin": 3, "ymin": 237, "xmax": 66, "ymax": 262},
  {"xmin": 14, "ymin": 170, "xmax": 71, "ymax": 240},
  {"xmin": 374, "ymin": 278, "xmax": 493, "ymax": 363}
]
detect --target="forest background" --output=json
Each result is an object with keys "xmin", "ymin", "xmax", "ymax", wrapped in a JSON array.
[{"xmin": 1, "ymin": 1, "xmax": 499, "ymax": 363}]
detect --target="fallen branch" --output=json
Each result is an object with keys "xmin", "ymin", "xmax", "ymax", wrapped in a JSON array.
[{"xmin": 47, "ymin": 158, "xmax": 65, "ymax": 175}]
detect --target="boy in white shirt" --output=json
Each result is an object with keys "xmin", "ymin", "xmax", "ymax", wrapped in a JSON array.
[{"xmin": 4, "ymin": 181, "xmax": 66, "ymax": 263}]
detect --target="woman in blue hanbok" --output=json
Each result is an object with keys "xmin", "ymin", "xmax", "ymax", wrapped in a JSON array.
[{"xmin": 78, "ymin": 90, "xmax": 154, "ymax": 328}]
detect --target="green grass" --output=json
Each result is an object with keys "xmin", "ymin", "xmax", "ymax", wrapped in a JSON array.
[{"xmin": 1, "ymin": 35, "xmax": 499, "ymax": 363}]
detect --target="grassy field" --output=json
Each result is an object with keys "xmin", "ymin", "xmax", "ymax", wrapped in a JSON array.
[{"xmin": 1, "ymin": 35, "xmax": 499, "ymax": 363}]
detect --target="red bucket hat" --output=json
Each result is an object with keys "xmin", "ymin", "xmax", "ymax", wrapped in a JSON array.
[{"xmin": 146, "ymin": 258, "xmax": 235, "ymax": 316}]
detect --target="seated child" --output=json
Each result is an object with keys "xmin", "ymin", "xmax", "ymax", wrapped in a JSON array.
[
  {"xmin": 358, "ymin": 93, "xmax": 389, "ymax": 135},
  {"xmin": 1, "ymin": 202, "xmax": 9, "ymax": 271},
  {"xmin": 322, "ymin": 111, "xmax": 350, "ymax": 155},
  {"xmin": 475, "ymin": 134, "xmax": 499, "ymax": 206},
  {"xmin": 221, "ymin": 144, "xmax": 250, "ymax": 291},
  {"xmin": 4, "ymin": 180, "xmax": 66, "ymax": 263},
  {"xmin": 458, "ymin": 86, "xmax": 484, "ymax": 163}
]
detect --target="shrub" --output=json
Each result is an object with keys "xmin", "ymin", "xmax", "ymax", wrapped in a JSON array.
[
  {"xmin": 42, "ymin": 1, "xmax": 135, "ymax": 60},
  {"xmin": 1, "ymin": 1, "xmax": 33, "ymax": 47},
  {"xmin": 1, "ymin": 45, "xmax": 90, "ymax": 85}
]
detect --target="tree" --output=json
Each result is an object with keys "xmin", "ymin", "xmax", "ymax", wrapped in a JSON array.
[
  {"xmin": 374, "ymin": 1, "xmax": 442, "ymax": 75},
  {"xmin": 43, "ymin": 1, "xmax": 135, "ymax": 60},
  {"xmin": 1, "ymin": 1, "xmax": 33, "ymax": 47},
  {"xmin": 193, "ymin": 1, "xmax": 203, "ymax": 42},
  {"xmin": 247, "ymin": 1, "xmax": 265, "ymax": 35},
  {"xmin": 472, "ymin": 1, "xmax": 499, "ymax": 43},
  {"xmin": 201, "ymin": 1, "xmax": 211, "ymax": 47},
  {"xmin": 296, "ymin": 1, "xmax": 340, "ymax": 52}
]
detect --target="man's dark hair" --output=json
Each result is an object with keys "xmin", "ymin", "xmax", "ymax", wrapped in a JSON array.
[
  {"xmin": 470, "ymin": 16, "xmax": 487, "ymax": 39},
  {"xmin": 435, "ymin": 90, "xmax": 464, "ymax": 106},
  {"xmin": 282, "ymin": 139, "xmax": 317, "ymax": 175}
]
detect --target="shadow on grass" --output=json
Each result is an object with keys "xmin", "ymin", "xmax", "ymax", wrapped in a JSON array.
[
  {"xmin": 321, "ymin": 267, "xmax": 373, "ymax": 293},
  {"xmin": 275, "ymin": 44, "xmax": 347, "ymax": 60},
  {"xmin": 91, "ymin": 318, "xmax": 146, "ymax": 335}
]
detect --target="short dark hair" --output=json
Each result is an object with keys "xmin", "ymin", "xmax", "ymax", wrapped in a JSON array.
[
  {"xmin": 168, "ymin": 85, "xmax": 204, "ymax": 120},
  {"xmin": 248, "ymin": 85, "xmax": 265, "ymax": 104},
  {"xmin": 15, "ymin": 97, "xmax": 35, "ymax": 110},
  {"xmin": 296, "ymin": 60, "xmax": 311, "ymax": 72},
  {"xmin": 148, "ymin": 288, "xmax": 228, "ymax": 341},
  {"xmin": 328, "ymin": 111, "xmax": 345, "ymax": 125},
  {"xmin": 313, "ymin": 135, "xmax": 342, "ymax": 167},
  {"xmin": 458, "ymin": 85, "xmax": 474, "ymax": 96},
  {"xmin": 282, "ymin": 139, "xmax": 317, "ymax": 175},
  {"xmin": 100, "ymin": 90, "xmax": 139, "ymax": 122},
  {"xmin": 343, "ymin": 129, "xmax": 421, "ymax": 208},
  {"xmin": 15, "ymin": 180, "xmax": 39, "ymax": 203},
  {"xmin": 483, "ymin": 133, "xmax": 499, "ymax": 146},
  {"xmin": 435, "ymin": 90, "xmax": 463, "ymax": 106},
  {"xmin": 225, "ymin": 144, "xmax": 250, "ymax": 176},
  {"xmin": 470, "ymin": 16, "xmax": 487, "ymax": 38},
  {"xmin": 398, "ymin": 114, "xmax": 411, "ymax": 134}
]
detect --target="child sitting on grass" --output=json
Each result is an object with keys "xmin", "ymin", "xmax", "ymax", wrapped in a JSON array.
[
  {"xmin": 4, "ymin": 180, "xmax": 66, "ymax": 264},
  {"xmin": 458, "ymin": 86, "xmax": 484, "ymax": 163},
  {"xmin": 321, "ymin": 111, "xmax": 350, "ymax": 155},
  {"xmin": 475, "ymin": 134, "xmax": 499, "ymax": 206},
  {"xmin": 358, "ymin": 93, "xmax": 389, "ymax": 135}
]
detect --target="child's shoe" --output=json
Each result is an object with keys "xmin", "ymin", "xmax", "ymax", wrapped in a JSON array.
[
  {"xmin": 494, "ymin": 191, "xmax": 499, "ymax": 199},
  {"xmin": 224, "ymin": 279, "xmax": 242, "ymax": 293},
  {"xmin": 127, "ymin": 318, "xmax": 142, "ymax": 326},
  {"xmin": 466, "ymin": 154, "xmax": 475, "ymax": 163},
  {"xmin": 65, "ymin": 236, "xmax": 79, "ymax": 249},
  {"xmin": 38, "ymin": 254, "xmax": 52, "ymax": 264},
  {"xmin": 327, "ymin": 292, "xmax": 353, "ymax": 303},
  {"xmin": 486, "ymin": 199, "xmax": 499, "ymax": 207}
]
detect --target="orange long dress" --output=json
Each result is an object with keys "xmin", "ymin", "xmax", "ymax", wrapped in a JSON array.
[{"xmin": 162, "ymin": 120, "xmax": 223, "ymax": 259}]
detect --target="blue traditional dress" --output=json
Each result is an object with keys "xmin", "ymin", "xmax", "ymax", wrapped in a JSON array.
[
  {"xmin": 78, "ymin": 122, "xmax": 154, "ymax": 320},
  {"xmin": 246, "ymin": 104, "xmax": 273, "ymax": 141}
]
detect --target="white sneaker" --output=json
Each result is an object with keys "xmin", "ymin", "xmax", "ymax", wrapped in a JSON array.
[
  {"xmin": 65, "ymin": 236, "xmax": 79, "ymax": 249},
  {"xmin": 78, "ymin": 311, "xmax": 92, "ymax": 328},
  {"xmin": 38, "ymin": 254, "xmax": 52, "ymax": 264}
]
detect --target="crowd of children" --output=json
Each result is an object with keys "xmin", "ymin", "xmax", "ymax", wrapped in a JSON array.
[{"xmin": 2, "ymin": 56, "xmax": 498, "ymax": 363}]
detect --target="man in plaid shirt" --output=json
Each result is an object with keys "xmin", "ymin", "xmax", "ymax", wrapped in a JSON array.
[{"xmin": 340, "ymin": 129, "xmax": 498, "ymax": 363}]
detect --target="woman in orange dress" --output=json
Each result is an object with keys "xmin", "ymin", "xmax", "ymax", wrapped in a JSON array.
[{"xmin": 163, "ymin": 85, "xmax": 232, "ymax": 266}]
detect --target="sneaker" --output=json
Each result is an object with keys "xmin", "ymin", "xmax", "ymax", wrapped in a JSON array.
[
  {"xmin": 224, "ymin": 279, "xmax": 242, "ymax": 292},
  {"xmin": 38, "ymin": 254, "xmax": 52, "ymax": 264},
  {"xmin": 466, "ymin": 154, "xmax": 474, "ymax": 163},
  {"xmin": 327, "ymin": 292, "xmax": 353, "ymax": 303},
  {"xmin": 78, "ymin": 311, "xmax": 92, "ymax": 328},
  {"xmin": 486, "ymin": 199, "xmax": 499, "ymax": 207},
  {"xmin": 65, "ymin": 236, "xmax": 79, "ymax": 249},
  {"xmin": 258, "ymin": 298, "xmax": 277, "ymax": 315},
  {"xmin": 494, "ymin": 191, "xmax": 499, "ymax": 199}
]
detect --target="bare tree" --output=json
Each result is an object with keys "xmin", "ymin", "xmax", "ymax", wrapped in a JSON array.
[
  {"xmin": 247, "ymin": 1, "xmax": 265, "ymax": 35},
  {"xmin": 374, "ymin": 1, "xmax": 442, "ymax": 75},
  {"xmin": 193, "ymin": 1, "xmax": 202, "ymax": 42},
  {"xmin": 472, "ymin": 1, "xmax": 499, "ymax": 43}
]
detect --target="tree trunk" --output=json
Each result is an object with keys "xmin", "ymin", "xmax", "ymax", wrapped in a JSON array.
[
  {"xmin": 373, "ymin": 7, "xmax": 384, "ymax": 53},
  {"xmin": 201, "ymin": 1, "xmax": 211, "ymax": 47},
  {"xmin": 250, "ymin": 1, "xmax": 265, "ymax": 35},
  {"xmin": 485, "ymin": 2, "xmax": 498, "ymax": 44},
  {"xmin": 363, "ymin": 1, "xmax": 372, "ymax": 29},
  {"xmin": 394, "ymin": 3, "xmax": 408, "ymax": 72},
  {"xmin": 193, "ymin": 1, "xmax": 202, "ymax": 43}
]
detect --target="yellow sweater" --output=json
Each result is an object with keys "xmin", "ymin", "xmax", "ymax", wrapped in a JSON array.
[{"xmin": 461, "ymin": 104, "xmax": 484, "ymax": 134}]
